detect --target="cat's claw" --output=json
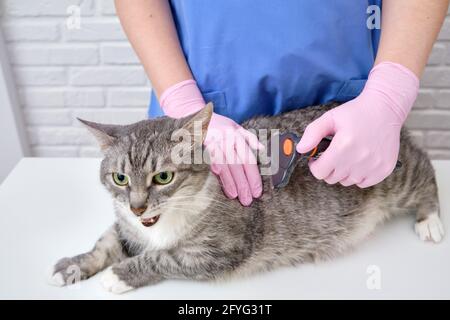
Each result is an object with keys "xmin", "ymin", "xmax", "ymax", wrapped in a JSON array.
[
  {"xmin": 415, "ymin": 213, "xmax": 445, "ymax": 243},
  {"xmin": 101, "ymin": 267, "xmax": 134, "ymax": 294}
]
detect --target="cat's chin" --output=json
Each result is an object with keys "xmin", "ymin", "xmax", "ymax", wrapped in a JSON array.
[{"xmin": 140, "ymin": 215, "xmax": 160, "ymax": 227}]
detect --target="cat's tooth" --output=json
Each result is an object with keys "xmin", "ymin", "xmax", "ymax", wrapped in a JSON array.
[{"xmin": 141, "ymin": 214, "xmax": 160, "ymax": 227}]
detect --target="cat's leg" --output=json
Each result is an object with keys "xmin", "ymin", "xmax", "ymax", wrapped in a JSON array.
[
  {"xmin": 48, "ymin": 224, "xmax": 128, "ymax": 286},
  {"xmin": 413, "ymin": 178, "xmax": 444, "ymax": 243},
  {"xmin": 100, "ymin": 247, "xmax": 234, "ymax": 294}
]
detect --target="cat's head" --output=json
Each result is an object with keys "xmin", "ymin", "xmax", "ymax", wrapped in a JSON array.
[{"xmin": 79, "ymin": 103, "xmax": 214, "ymax": 229}]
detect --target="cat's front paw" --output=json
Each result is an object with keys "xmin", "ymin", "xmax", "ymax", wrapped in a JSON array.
[
  {"xmin": 100, "ymin": 267, "xmax": 134, "ymax": 294},
  {"xmin": 415, "ymin": 213, "xmax": 445, "ymax": 243},
  {"xmin": 47, "ymin": 269, "xmax": 66, "ymax": 287},
  {"xmin": 47, "ymin": 257, "xmax": 87, "ymax": 287}
]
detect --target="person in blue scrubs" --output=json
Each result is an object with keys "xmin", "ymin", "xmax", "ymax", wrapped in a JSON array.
[{"xmin": 116, "ymin": 0, "xmax": 449, "ymax": 206}]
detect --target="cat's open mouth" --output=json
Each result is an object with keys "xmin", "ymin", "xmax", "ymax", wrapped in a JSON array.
[{"xmin": 140, "ymin": 215, "xmax": 160, "ymax": 227}]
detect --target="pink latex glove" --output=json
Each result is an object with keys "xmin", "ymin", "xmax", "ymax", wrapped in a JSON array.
[
  {"xmin": 296, "ymin": 62, "xmax": 419, "ymax": 188},
  {"xmin": 160, "ymin": 79, "xmax": 263, "ymax": 206}
]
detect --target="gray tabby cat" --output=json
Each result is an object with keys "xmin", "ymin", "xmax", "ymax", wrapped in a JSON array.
[{"xmin": 48, "ymin": 102, "xmax": 444, "ymax": 294}]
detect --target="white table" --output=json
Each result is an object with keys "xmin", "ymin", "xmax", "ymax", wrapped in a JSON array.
[{"xmin": 0, "ymin": 158, "xmax": 449, "ymax": 300}]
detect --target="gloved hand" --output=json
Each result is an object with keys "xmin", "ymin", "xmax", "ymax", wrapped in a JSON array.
[
  {"xmin": 296, "ymin": 62, "xmax": 419, "ymax": 188},
  {"xmin": 160, "ymin": 79, "xmax": 263, "ymax": 206},
  {"xmin": 204, "ymin": 113, "xmax": 263, "ymax": 206}
]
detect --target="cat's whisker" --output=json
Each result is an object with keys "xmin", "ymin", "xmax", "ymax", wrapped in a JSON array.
[
  {"xmin": 167, "ymin": 195, "xmax": 238, "ymax": 210},
  {"xmin": 167, "ymin": 201, "xmax": 236, "ymax": 213}
]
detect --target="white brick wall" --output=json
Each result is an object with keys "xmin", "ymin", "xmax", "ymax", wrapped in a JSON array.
[
  {"xmin": 1, "ymin": 0, "xmax": 149, "ymax": 158},
  {"xmin": 1, "ymin": 0, "xmax": 450, "ymax": 159}
]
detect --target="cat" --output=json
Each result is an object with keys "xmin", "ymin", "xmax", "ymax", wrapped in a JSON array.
[{"xmin": 48, "ymin": 102, "xmax": 444, "ymax": 294}]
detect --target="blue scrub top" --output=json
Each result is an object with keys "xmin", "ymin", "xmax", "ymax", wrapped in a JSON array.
[{"xmin": 149, "ymin": 0, "xmax": 382, "ymax": 123}]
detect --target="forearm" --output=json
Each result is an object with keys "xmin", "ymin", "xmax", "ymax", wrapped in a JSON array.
[
  {"xmin": 115, "ymin": 0, "xmax": 192, "ymax": 97},
  {"xmin": 375, "ymin": 0, "xmax": 449, "ymax": 77}
]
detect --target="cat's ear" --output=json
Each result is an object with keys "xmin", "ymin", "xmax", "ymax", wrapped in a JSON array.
[
  {"xmin": 77, "ymin": 118, "xmax": 120, "ymax": 151},
  {"xmin": 180, "ymin": 102, "xmax": 213, "ymax": 142}
]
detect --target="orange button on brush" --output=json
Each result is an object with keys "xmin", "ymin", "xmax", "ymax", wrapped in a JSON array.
[{"xmin": 282, "ymin": 138, "xmax": 294, "ymax": 156}]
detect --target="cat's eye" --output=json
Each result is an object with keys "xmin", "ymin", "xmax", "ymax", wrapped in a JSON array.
[
  {"xmin": 112, "ymin": 173, "xmax": 129, "ymax": 186},
  {"xmin": 153, "ymin": 171, "xmax": 174, "ymax": 185}
]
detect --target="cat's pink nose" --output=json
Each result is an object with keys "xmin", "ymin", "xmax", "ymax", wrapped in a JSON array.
[{"xmin": 130, "ymin": 206, "xmax": 147, "ymax": 216}]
